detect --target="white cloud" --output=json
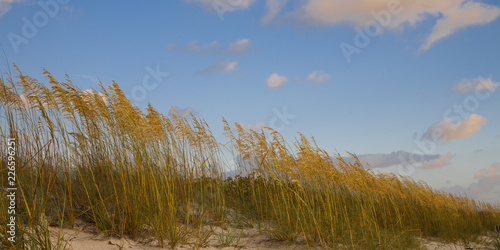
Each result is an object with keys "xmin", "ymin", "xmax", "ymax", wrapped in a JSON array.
[
  {"xmin": 165, "ymin": 40, "xmax": 218, "ymax": 53},
  {"xmin": 185, "ymin": 0, "xmax": 255, "ymax": 11},
  {"xmin": 0, "ymin": 0, "xmax": 23, "ymax": 17},
  {"xmin": 306, "ymin": 70, "xmax": 331, "ymax": 83},
  {"xmin": 453, "ymin": 76, "xmax": 499, "ymax": 93},
  {"xmin": 237, "ymin": 121, "xmax": 266, "ymax": 131},
  {"xmin": 261, "ymin": 0, "xmax": 286, "ymax": 24},
  {"xmin": 185, "ymin": 0, "xmax": 500, "ymax": 51},
  {"xmin": 422, "ymin": 152, "xmax": 455, "ymax": 169},
  {"xmin": 420, "ymin": 1, "xmax": 500, "ymax": 51},
  {"xmin": 223, "ymin": 39, "xmax": 251, "ymax": 53},
  {"xmin": 267, "ymin": 73, "xmax": 288, "ymax": 88},
  {"xmin": 475, "ymin": 163, "xmax": 500, "ymax": 179},
  {"xmin": 200, "ymin": 60, "xmax": 237, "ymax": 74},
  {"xmin": 296, "ymin": 0, "xmax": 500, "ymax": 51},
  {"xmin": 423, "ymin": 113, "xmax": 488, "ymax": 142}
]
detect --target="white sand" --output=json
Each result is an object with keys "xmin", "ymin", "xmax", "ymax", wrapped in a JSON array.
[
  {"xmin": 48, "ymin": 221, "xmax": 497, "ymax": 249},
  {"xmin": 48, "ymin": 220, "xmax": 309, "ymax": 249}
]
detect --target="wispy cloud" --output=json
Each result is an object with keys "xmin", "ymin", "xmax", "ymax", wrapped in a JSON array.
[
  {"xmin": 267, "ymin": 73, "xmax": 288, "ymax": 88},
  {"xmin": 77, "ymin": 74, "xmax": 100, "ymax": 84},
  {"xmin": 166, "ymin": 39, "xmax": 252, "ymax": 54},
  {"xmin": 169, "ymin": 106, "xmax": 199, "ymax": 118},
  {"xmin": 223, "ymin": 38, "xmax": 251, "ymax": 53},
  {"xmin": 351, "ymin": 151, "xmax": 441, "ymax": 169},
  {"xmin": 237, "ymin": 121, "xmax": 266, "ymax": 131},
  {"xmin": 199, "ymin": 60, "xmax": 237, "ymax": 74},
  {"xmin": 452, "ymin": 76, "xmax": 499, "ymax": 93},
  {"xmin": 296, "ymin": 0, "xmax": 500, "ymax": 51},
  {"xmin": 422, "ymin": 152, "xmax": 455, "ymax": 169},
  {"xmin": 185, "ymin": 0, "xmax": 255, "ymax": 11},
  {"xmin": 165, "ymin": 40, "xmax": 218, "ymax": 53},
  {"xmin": 261, "ymin": 0, "xmax": 286, "ymax": 24},
  {"xmin": 306, "ymin": 70, "xmax": 331, "ymax": 83},
  {"xmin": 423, "ymin": 114, "xmax": 488, "ymax": 142}
]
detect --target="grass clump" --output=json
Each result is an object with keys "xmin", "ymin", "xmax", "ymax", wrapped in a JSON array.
[{"xmin": 0, "ymin": 65, "xmax": 499, "ymax": 249}]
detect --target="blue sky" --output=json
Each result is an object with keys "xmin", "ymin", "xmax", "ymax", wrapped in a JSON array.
[{"xmin": 1, "ymin": 0, "xmax": 499, "ymax": 203}]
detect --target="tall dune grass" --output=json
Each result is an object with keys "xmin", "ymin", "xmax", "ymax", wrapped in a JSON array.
[{"xmin": 0, "ymin": 65, "xmax": 499, "ymax": 249}]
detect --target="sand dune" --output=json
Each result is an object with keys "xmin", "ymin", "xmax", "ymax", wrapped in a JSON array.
[{"xmin": 49, "ymin": 221, "xmax": 498, "ymax": 250}]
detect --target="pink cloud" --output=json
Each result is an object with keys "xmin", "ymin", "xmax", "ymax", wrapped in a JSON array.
[
  {"xmin": 475, "ymin": 163, "xmax": 500, "ymax": 179},
  {"xmin": 423, "ymin": 152, "xmax": 455, "ymax": 169},
  {"xmin": 423, "ymin": 114, "xmax": 487, "ymax": 142}
]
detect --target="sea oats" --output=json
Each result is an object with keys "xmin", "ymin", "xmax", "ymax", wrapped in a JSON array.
[{"xmin": 1, "ymin": 67, "xmax": 499, "ymax": 250}]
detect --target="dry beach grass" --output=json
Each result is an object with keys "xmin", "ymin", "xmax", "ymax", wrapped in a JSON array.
[{"xmin": 0, "ymin": 66, "xmax": 499, "ymax": 249}]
